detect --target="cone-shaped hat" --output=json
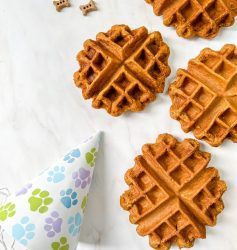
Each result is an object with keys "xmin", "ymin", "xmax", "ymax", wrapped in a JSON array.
[{"xmin": 0, "ymin": 132, "xmax": 101, "ymax": 250}]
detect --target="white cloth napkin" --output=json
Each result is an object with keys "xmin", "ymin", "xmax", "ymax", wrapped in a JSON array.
[{"xmin": 0, "ymin": 132, "xmax": 101, "ymax": 250}]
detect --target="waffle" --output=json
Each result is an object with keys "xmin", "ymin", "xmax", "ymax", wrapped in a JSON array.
[
  {"xmin": 145, "ymin": 0, "xmax": 237, "ymax": 38},
  {"xmin": 169, "ymin": 44, "xmax": 237, "ymax": 147},
  {"xmin": 120, "ymin": 134, "xmax": 226, "ymax": 250},
  {"xmin": 74, "ymin": 25, "xmax": 171, "ymax": 116}
]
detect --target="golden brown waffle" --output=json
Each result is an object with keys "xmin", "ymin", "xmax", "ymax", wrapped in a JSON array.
[
  {"xmin": 74, "ymin": 25, "xmax": 170, "ymax": 116},
  {"xmin": 145, "ymin": 0, "xmax": 237, "ymax": 38},
  {"xmin": 169, "ymin": 44, "xmax": 237, "ymax": 147},
  {"xmin": 120, "ymin": 134, "xmax": 226, "ymax": 250}
]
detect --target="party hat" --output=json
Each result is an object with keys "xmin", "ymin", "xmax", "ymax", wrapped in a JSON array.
[{"xmin": 0, "ymin": 132, "xmax": 101, "ymax": 250}]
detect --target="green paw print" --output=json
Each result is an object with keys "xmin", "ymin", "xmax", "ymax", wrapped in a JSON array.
[
  {"xmin": 86, "ymin": 148, "xmax": 97, "ymax": 167},
  {"xmin": 51, "ymin": 237, "xmax": 69, "ymax": 250},
  {"xmin": 81, "ymin": 195, "xmax": 88, "ymax": 212},
  {"xmin": 28, "ymin": 188, "xmax": 53, "ymax": 214},
  {"xmin": 0, "ymin": 203, "xmax": 16, "ymax": 221}
]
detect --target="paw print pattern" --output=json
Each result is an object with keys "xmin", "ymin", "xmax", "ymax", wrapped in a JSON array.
[
  {"xmin": 86, "ymin": 148, "xmax": 97, "ymax": 167},
  {"xmin": 64, "ymin": 149, "xmax": 80, "ymax": 163},
  {"xmin": 12, "ymin": 216, "xmax": 35, "ymax": 246},
  {"xmin": 44, "ymin": 211, "xmax": 63, "ymax": 238},
  {"xmin": 51, "ymin": 236, "xmax": 69, "ymax": 250},
  {"xmin": 0, "ymin": 203, "xmax": 16, "ymax": 221},
  {"xmin": 68, "ymin": 212, "xmax": 82, "ymax": 236},
  {"xmin": 47, "ymin": 166, "xmax": 65, "ymax": 183},
  {"xmin": 16, "ymin": 183, "xmax": 32, "ymax": 196},
  {"xmin": 28, "ymin": 189, "xmax": 53, "ymax": 214},
  {"xmin": 60, "ymin": 188, "xmax": 78, "ymax": 209},
  {"xmin": 72, "ymin": 168, "xmax": 91, "ymax": 189}
]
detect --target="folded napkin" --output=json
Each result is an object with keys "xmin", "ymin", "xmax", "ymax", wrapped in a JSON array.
[{"xmin": 0, "ymin": 132, "xmax": 101, "ymax": 250}]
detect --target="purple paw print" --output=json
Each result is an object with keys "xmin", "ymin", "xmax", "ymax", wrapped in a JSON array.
[
  {"xmin": 72, "ymin": 168, "xmax": 91, "ymax": 189},
  {"xmin": 44, "ymin": 211, "xmax": 62, "ymax": 237},
  {"xmin": 16, "ymin": 183, "xmax": 32, "ymax": 196}
]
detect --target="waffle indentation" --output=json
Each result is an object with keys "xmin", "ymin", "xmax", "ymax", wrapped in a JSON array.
[{"xmin": 121, "ymin": 134, "xmax": 226, "ymax": 250}]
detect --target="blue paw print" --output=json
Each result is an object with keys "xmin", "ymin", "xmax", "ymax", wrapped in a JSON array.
[
  {"xmin": 60, "ymin": 188, "xmax": 78, "ymax": 208},
  {"xmin": 12, "ymin": 217, "xmax": 35, "ymax": 246},
  {"xmin": 64, "ymin": 149, "xmax": 80, "ymax": 163},
  {"xmin": 47, "ymin": 166, "xmax": 65, "ymax": 183},
  {"xmin": 68, "ymin": 213, "xmax": 82, "ymax": 236}
]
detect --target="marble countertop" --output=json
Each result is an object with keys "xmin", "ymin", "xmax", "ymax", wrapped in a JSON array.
[{"xmin": 0, "ymin": 0, "xmax": 237, "ymax": 249}]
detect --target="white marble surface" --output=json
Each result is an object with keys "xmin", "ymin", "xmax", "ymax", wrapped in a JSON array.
[{"xmin": 0, "ymin": 1, "xmax": 237, "ymax": 249}]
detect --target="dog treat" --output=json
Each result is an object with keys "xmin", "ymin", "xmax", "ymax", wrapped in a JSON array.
[
  {"xmin": 53, "ymin": 0, "xmax": 70, "ymax": 12},
  {"xmin": 120, "ymin": 133, "xmax": 227, "ymax": 250},
  {"xmin": 80, "ymin": 0, "xmax": 97, "ymax": 16},
  {"xmin": 74, "ymin": 25, "xmax": 170, "ymax": 116},
  {"xmin": 169, "ymin": 44, "xmax": 237, "ymax": 147},
  {"xmin": 145, "ymin": 0, "xmax": 237, "ymax": 39}
]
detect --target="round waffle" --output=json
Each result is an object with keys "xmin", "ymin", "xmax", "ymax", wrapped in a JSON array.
[
  {"xmin": 169, "ymin": 44, "xmax": 237, "ymax": 147},
  {"xmin": 120, "ymin": 133, "xmax": 226, "ymax": 250},
  {"xmin": 145, "ymin": 0, "xmax": 237, "ymax": 39},
  {"xmin": 74, "ymin": 25, "xmax": 171, "ymax": 116}
]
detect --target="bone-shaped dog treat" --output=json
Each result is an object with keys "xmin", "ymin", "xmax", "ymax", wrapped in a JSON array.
[
  {"xmin": 80, "ymin": 0, "xmax": 97, "ymax": 15},
  {"xmin": 53, "ymin": 0, "xmax": 70, "ymax": 12}
]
